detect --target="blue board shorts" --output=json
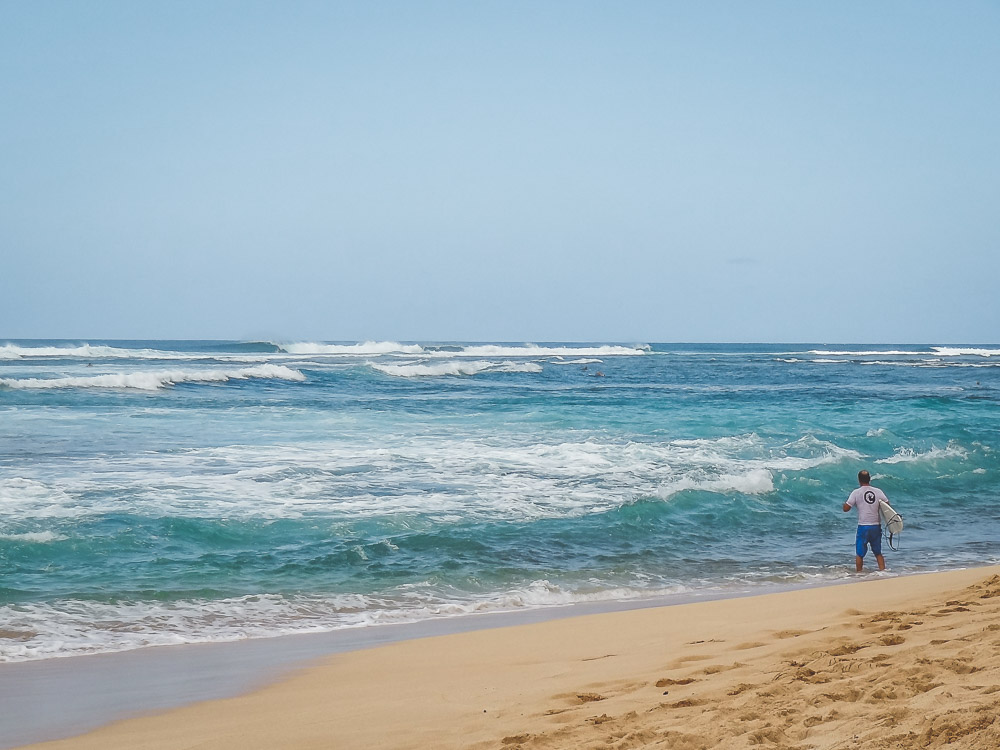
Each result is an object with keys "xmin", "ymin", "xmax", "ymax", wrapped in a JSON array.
[{"xmin": 856, "ymin": 525, "xmax": 882, "ymax": 557}]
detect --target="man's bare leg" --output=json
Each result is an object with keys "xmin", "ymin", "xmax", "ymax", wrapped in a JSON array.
[
  {"xmin": 856, "ymin": 555, "xmax": 864, "ymax": 572},
  {"xmin": 875, "ymin": 554, "xmax": 886, "ymax": 571}
]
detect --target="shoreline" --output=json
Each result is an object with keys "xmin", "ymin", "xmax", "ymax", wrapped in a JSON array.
[
  {"xmin": 7, "ymin": 564, "xmax": 1000, "ymax": 749},
  {"xmin": 0, "ymin": 574, "xmax": 856, "ymax": 748}
]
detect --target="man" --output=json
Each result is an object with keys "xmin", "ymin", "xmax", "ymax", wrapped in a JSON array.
[{"xmin": 843, "ymin": 470, "xmax": 888, "ymax": 572}]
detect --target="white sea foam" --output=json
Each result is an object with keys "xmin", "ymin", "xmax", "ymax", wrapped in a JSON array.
[
  {"xmin": 0, "ymin": 365, "xmax": 305, "ymax": 391},
  {"xmin": 0, "ymin": 432, "xmax": 864, "ymax": 525},
  {"xmin": 0, "ymin": 478, "xmax": 81, "ymax": 519},
  {"xmin": 552, "ymin": 358, "xmax": 604, "ymax": 365},
  {"xmin": 657, "ymin": 468, "xmax": 775, "ymax": 498},
  {"xmin": 0, "ymin": 580, "xmax": 695, "ymax": 662},
  {"xmin": 859, "ymin": 360, "xmax": 947, "ymax": 368},
  {"xmin": 2, "ymin": 563, "xmax": 882, "ymax": 662},
  {"xmin": 670, "ymin": 434, "xmax": 858, "ymax": 465},
  {"xmin": 875, "ymin": 444, "xmax": 968, "ymax": 465},
  {"xmin": 0, "ymin": 531, "xmax": 66, "ymax": 543},
  {"xmin": 371, "ymin": 360, "xmax": 543, "ymax": 377}
]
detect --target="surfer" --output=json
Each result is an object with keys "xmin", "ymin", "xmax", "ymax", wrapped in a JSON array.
[{"xmin": 843, "ymin": 470, "xmax": 888, "ymax": 572}]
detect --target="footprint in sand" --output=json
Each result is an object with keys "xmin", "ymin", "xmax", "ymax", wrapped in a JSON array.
[
  {"xmin": 828, "ymin": 642, "xmax": 865, "ymax": 656},
  {"xmin": 662, "ymin": 698, "xmax": 704, "ymax": 709},
  {"xmin": 655, "ymin": 677, "xmax": 696, "ymax": 687},
  {"xmin": 939, "ymin": 658, "xmax": 981, "ymax": 675},
  {"xmin": 773, "ymin": 629, "xmax": 809, "ymax": 639},
  {"xmin": 870, "ymin": 611, "xmax": 905, "ymax": 622},
  {"xmin": 702, "ymin": 663, "xmax": 744, "ymax": 675},
  {"xmin": 501, "ymin": 734, "xmax": 532, "ymax": 745}
]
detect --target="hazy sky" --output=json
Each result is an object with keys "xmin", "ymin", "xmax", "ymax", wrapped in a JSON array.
[{"xmin": 2, "ymin": 2, "xmax": 998, "ymax": 343}]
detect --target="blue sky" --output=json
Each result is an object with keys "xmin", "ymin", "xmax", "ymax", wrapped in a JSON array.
[{"xmin": 2, "ymin": 1, "xmax": 998, "ymax": 342}]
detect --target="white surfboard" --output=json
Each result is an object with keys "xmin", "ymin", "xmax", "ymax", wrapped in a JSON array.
[{"xmin": 879, "ymin": 500, "xmax": 903, "ymax": 536}]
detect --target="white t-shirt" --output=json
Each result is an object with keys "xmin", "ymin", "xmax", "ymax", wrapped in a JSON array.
[{"xmin": 846, "ymin": 485, "xmax": 887, "ymax": 526}]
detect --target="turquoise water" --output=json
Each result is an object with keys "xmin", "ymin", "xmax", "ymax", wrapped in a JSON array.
[{"xmin": 2, "ymin": 341, "xmax": 999, "ymax": 661}]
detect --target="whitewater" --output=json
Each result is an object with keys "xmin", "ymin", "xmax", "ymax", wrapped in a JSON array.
[{"xmin": 1, "ymin": 341, "xmax": 999, "ymax": 662}]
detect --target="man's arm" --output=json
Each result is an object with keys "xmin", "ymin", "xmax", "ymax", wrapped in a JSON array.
[{"xmin": 843, "ymin": 503, "xmax": 852, "ymax": 512}]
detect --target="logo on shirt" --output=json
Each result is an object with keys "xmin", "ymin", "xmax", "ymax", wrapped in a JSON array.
[{"xmin": 864, "ymin": 490, "xmax": 876, "ymax": 504}]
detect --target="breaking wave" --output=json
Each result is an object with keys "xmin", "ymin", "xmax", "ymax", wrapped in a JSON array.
[{"xmin": 0, "ymin": 365, "xmax": 305, "ymax": 391}]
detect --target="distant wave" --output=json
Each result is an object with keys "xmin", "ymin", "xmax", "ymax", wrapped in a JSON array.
[
  {"xmin": 1, "ymin": 341, "xmax": 650, "ymax": 361},
  {"xmin": 807, "ymin": 349, "xmax": 924, "ymax": 356},
  {"xmin": 216, "ymin": 341, "xmax": 284, "ymax": 353},
  {"xmin": 0, "ymin": 343, "xmax": 269, "ymax": 362},
  {"xmin": 0, "ymin": 365, "xmax": 305, "ymax": 391},
  {"xmin": 278, "ymin": 342, "xmax": 647, "ymax": 358},
  {"xmin": 808, "ymin": 347, "xmax": 1000, "ymax": 357},
  {"xmin": 446, "ymin": 344, "xmax": 644, "ymax": 357},
  {"xmin": 372, "ymin": 360, "xmax": 543, "ymax": 377},
  {"xmin": 280, "ymin": 341, "xmax": 426, "ymax": 355},
  {"xmin": 932, "ymin": 347, "xmax": 1000, "ymax": 357},
  {"xmin": 0, "ymin": 343, "xmax": 144, "ymax": 360}
]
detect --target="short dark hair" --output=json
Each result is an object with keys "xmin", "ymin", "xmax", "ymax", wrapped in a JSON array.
[{"xmin": 858, "ymin": 470, "xmax": 871, "ymax": 484}]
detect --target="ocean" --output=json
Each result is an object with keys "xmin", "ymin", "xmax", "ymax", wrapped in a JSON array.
[{"xmin": 2, "ymin": 341, "xmax": 999, "ymax": 663}]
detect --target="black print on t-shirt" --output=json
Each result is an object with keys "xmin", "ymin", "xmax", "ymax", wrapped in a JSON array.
[{"xmin": 864, "ymin": 490, "xmax": 876, "ymax": 504}]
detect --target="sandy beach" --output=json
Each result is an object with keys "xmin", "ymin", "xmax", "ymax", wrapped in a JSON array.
[{"xmin": 13, "ymin": 565, "xmax": 1000, "ymax": 750}]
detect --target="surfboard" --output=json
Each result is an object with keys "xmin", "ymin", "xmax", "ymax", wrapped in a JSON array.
[{"xmin": 879, "ymin": 500, "xmax": 903, "ymax": 536}]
